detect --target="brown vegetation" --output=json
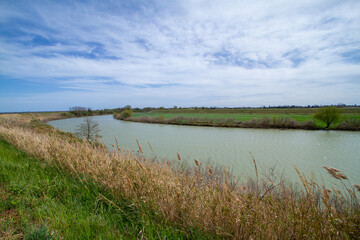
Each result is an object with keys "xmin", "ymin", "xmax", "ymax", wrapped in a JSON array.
[{"xmin": 336, "ymin": 119, "xmax": 360, "ymax": 131}]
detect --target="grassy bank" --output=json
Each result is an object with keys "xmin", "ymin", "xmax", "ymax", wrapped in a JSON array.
[
  {"xmin": 0, "ymin": 123, "xmax": 206, "ymax": 239},
  {"xmin": 119, "ymin": 107, "xmax": 360, "ymax": 130},
  {"xmin": 0, "ymin": 110, "xmax": 104, "ymax": 125},
  {"xmin": 1, "ymin": 113, "xmax": 360, "ymax": 238}
]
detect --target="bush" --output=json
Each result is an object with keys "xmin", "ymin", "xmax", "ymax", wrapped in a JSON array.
[
  {"xmin": 119, "ymin": 109, "xmax": 132, "ymax": 119},
  {"xmin": 336, "ymin": 119, "xmax": 360, "ymax": 131},
  {"xmin": 299, "ymin": 120, "xmax": 317, "ymax": 130}
]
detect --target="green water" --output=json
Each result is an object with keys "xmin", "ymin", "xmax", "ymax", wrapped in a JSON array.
[{"xmin": 49, "ymin": 115, "xmax": 360, "ymax": 186}]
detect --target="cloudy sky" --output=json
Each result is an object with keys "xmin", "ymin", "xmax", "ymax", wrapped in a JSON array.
[{"xmin": 1, "ymin": 0, "xmax": 359, "ymax": 112}]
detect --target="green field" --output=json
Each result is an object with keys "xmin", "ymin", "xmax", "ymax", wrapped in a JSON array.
[
  {"xmin": 132, "ymin": 110, "xmax": 360, "ymax": 128},
  {"xmin": 133, "ymin": 112, "xmax": 315, "ymax": 121},
  {"xmin": 144, "ymin": 107, "xmax": 360, "ymax": 115}
]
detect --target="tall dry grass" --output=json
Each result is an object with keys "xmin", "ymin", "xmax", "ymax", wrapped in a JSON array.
[
  {"xmin": 336, "ymin": 119, "xmax": 360, "ymax": 131},
  {"xmin": 0, "ymin": 118, "xmax": 359, "ymax": 238}
]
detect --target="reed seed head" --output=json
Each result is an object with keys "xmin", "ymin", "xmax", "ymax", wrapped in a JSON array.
[
  {"xmin": 194, "ymin": 159, "xmax": 200, "ymax": 167},
  {"xmin": 208, "ymin": 166, "xmax": 213, "ymax": 176},
  {"xmin": 136, "ymin": 138, "xmax": 143, "ymax": 154},
  {"xmin": 354, "ymin": 184, "xmax": 360, "ymax": 193},
  {"xmin": 177, "ymin": 152, "xmax": 181, "ymax": 161},
  {"xmin": 322, "ymin": 166, "xmax": 348, "ymax": 180}
]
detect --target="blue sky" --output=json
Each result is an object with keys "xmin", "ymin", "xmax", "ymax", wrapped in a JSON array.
[{"xmin": 0, "ymin": 0, "xmax": 360, "ymax": 112}]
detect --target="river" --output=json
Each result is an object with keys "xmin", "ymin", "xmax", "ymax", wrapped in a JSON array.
[{"xmin": 49, "ymin": 115, "xmax": 360, "ymax": 186}]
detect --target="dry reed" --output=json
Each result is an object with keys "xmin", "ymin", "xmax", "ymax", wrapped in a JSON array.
[
  {"xmin": 148, "ymin": 141, "xmax": 154, "ymax": 153},
  {"xmin": 322, "ymin": 166, "xmax": 348, "ymax": 180}
]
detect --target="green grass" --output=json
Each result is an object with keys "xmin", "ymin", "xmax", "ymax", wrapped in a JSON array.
[
  {"xmin": 148, "ymin": 107, "xmax": 360, "ymax": 114},
  {"xmin": 133, "ymin": 111, "xmax": 360, "ymax": 128},
  {"xmin": 133, "ymin": 112, "xmax": 314, "ymax": 121},
  {"xmin": 0, "ymin": 138, "xmax": 208, "ymax": 239}
]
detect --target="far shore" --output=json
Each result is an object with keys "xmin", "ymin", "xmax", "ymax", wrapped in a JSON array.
[
  {"xmin": 114, "ymin": 107, "xmax": 360, "ymax": 131},
  {"xmin": 116, "ymin": 116, "xmax": 360, "ymax": 131},
  {"xmin": 1, "ymin": 106, "xmax": 359, "ymax": 131}
]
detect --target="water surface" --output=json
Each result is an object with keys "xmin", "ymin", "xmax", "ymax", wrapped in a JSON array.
[{"xmin": 49, "ymin": 115, "xmax": 360, "ymax": 186}]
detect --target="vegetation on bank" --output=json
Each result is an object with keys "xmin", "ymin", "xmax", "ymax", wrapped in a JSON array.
[
  {"xmin": 0, "ymin": 113, "xmax": 360, "ymax": 239},
  {"xmin": 4, "ymin": 105, "xmax": 360, "ymax": 130},
  {"xmin": 0, "ymin": 115, "xmax": 207, "ymax": 239},
  {"xmin": 115, "ymin": 107, "xmax": 360, "ymax": 130},
  {"xmin": 0, "ymin": 139, "xmax": 204, "ymax": 239},
  {"xmin": 115, "ymin": 109, "xmax": 133, "ymax": 120},
  {"xmin": 314, "ymin": 106, "xmax": 342, "ymax": 128},
  {"xmin": 121, "ymin": 115, "xmax": 318, "ymax": 130},
  {"xmin": 75, "ymin": 117, "xmax": 102, "ymax": 140},
  {"xmin": 138, "ymin": 106, "xmax": 360, "ymax": 115}
]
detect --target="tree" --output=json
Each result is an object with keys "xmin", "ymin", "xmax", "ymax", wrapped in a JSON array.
[
  {"xmin": 75, "ymin": 117, "xmax": 101, "ymax": 140},
  {"xmin": 124, "ymin": 105, "xmax": 132, "ymax": 110},
  {"xmin": 314, "ymin": 106, "xmax": 342, "ymax": 128},
  {"xmin": 120, "ymin": 109, "xmax": 132, "ymax": 119},
  {"xmin": 69, "ymin": 106, "xmax": 87, "ymax": 112}
]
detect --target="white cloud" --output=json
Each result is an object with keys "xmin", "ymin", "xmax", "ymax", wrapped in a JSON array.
[{"xmin": 0, "ymin": 0, "xmax": 360, "ymax": 111}]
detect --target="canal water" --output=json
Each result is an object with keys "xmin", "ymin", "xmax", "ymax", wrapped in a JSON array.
[{"xmin": 49, "ymin": 115, "xmax": 360, "ymax": 187}]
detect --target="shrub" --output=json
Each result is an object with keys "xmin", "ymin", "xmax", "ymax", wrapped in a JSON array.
[
  {"xmin": 119, "ymin": 109, "xmax": 133, "ymax": 119},
  {"xmin": 299, "ymin": 120, "xmax": 317, "ymax": 130},
  {"xmin": 336, "ymin": 119, "xmax": 360, "ymax": 131}
]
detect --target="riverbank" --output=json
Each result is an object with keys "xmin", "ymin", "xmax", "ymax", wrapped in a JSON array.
[
  {"xmin": 0, "ymin": 114, "xmax": 207, "ymax": 239},
  {"xmin": 0, "ymin": 139, "xmax": 201, "ymax": 239},
  {"xmin": 121, "ymin": 115, "xmax": 320, "ymax": 130},
  {"xmin": 0, "ymin": 110, "xmax": 110, "ymax": 124},
  {"xmin": 115, "ymin": 107, "xmax": 360, "ymax": 131},
  {"xmin": 117, "ymin": 114, "xmax": 360, "ymax": 131},
  {"xmin": 1, "ymin": 113, "xmax": 360, "ymax": 238}
]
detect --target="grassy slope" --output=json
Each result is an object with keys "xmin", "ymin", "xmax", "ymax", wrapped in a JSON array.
[{"xmin": 0, "ymin": 139, "xmax": 206, "ymax": 239}]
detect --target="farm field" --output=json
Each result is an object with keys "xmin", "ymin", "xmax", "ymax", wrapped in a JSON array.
[{"xmin": 131, "ymin": 107, "xmax": 360, "ymax": 128}]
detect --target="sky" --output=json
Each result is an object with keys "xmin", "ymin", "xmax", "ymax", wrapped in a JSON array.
[{"xmin": 0, "ymin": 0, "xmax": 360, "ymax": 112}]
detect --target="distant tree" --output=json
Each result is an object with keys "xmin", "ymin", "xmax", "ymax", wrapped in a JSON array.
[
  {"xmin": 69, "ymin": 106, "xmax": 87, "ymax": 112},
  {"xmin": 75, "ymin": 117, "xmax": 101, "ymax": 140},
  {"xmin": 314, "ymin": 106, "xmax": 342, "ymax": 128},
  {"xmin": 120, "ymin": 109, "xmax": 132, "ymax": 119},
  {"xmin": 124, "ymin": 105, "xmax": 132, "ymax": 110}
]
